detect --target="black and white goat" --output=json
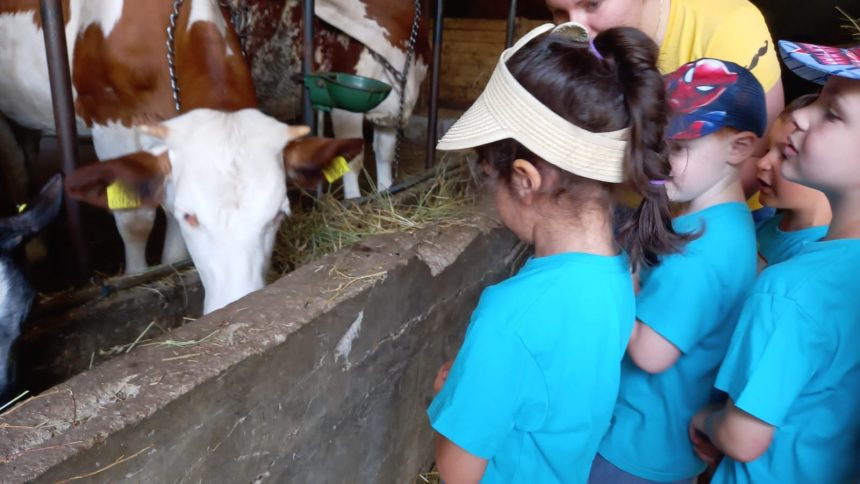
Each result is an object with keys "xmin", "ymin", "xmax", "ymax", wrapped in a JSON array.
[{"xmin": 0, "ymin": 174, "xmax": 62, "ymax": 397}]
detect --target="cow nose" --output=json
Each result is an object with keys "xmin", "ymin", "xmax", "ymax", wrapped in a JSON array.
[{"xmin": 200, "ymin": 268, "xmax": 266, "ymax": 314}]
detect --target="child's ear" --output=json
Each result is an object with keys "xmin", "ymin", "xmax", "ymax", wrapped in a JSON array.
[
  {"xmin": 511, "ymin": 159, "xmax": 542, "ymax": 203},
  {"xmin": 727, "ymin": 132, "xmax": 759, "ymax": 166}
]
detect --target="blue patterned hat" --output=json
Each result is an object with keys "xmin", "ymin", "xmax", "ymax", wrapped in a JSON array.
[
  {"xmin": 779, "ymin": 40, "xmax": 860, "ymax": 85},
  {"xmin": 664, "ymin": 59, "xmax": 767, "ymax": 140}
]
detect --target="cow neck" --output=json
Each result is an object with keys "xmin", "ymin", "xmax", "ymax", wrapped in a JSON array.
[{"xmin": 71, "ymin": 0, "xmax": 256, "ymax": 128}]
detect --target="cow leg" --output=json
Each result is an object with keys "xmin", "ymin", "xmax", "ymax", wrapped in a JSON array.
[
  {"xmin": 372, "ymin": 126, "xmax": 397, "ymax": 193},
  {"xmin": 92, "ymin": 123, "xmax": 159, "ymax": 275},
  {"xmin": 113, "ymin": 209, "xmax": 155, "ymax": 274},
  {"xmin": 161, "ymin": 212, "xmax": 188, "ymax": 265},
  {"xmin": 331, "ymin": 110, "xmax": 365, "ymax": 200}
]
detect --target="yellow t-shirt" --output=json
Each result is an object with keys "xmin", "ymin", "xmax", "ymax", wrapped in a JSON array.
[{"xmin": 658, "ymin": 0, "xmax": 781, "ymax": 92}]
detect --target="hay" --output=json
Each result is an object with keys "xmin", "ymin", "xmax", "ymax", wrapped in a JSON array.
[
  {"xmin": 141, "ymin": 329, "xmax": 220, "ymax": 349},
  {"xmin": 838, "ymin": 6, "xmax": 860, "ymax": 40},
  {"xmin": 414, "ymin": 467, "xmax": 440, "ymax": 484},
  {"xmin": 271, "ymin": 160, "xmax": 481, "ymax": 276},
  {"xmin": 0, "ymin": 391, "xmax": 30, "ymax": 414}
]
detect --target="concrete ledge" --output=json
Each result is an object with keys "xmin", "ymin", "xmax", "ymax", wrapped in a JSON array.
[{"xmin": 0, "ymin": 210, "xmax": 520, "ymax": 483}]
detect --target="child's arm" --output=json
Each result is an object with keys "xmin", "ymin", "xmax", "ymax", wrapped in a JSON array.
[
  {"xmin": 434, "ymin": 359, "xmax": 454, "ymax": 394},
  {"xmin": 691, "ymin": 399, "xmax": 774, "ymax": 463},
  {"xmin": 435, "ymin": 434, "xmax": 488, "ymax": 484},
  {"xmin": 428, "ymin": 314, "xmax": 548, "ymax": 484},
  {"xmin": 626, "ymin": 320, "xmax": 681, "ymax": 374},
  {"xmin": 632, "ymin": 256, "xmax": 722, "ymax": 374}
]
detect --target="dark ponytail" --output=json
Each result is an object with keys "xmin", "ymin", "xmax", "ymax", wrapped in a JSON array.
[
  {"xmin": 593, "ymin": 28, "xmax": 691, "ymax": 268},
  {"xmin": 477, "ymin": 27, "xmax": 690, "ymax": 268}
]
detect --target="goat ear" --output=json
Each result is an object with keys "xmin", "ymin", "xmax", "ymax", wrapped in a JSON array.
[
  {"xmin": 0, "ymin": 173, "xmax": 63, "ymax": 252},
  {"xmin": 65, "ymin": 151, "xmax": 170, "ymax": 210},
  {"xmin": 282, "ymin": 137, "xmax": 364, "ymax": 188}
]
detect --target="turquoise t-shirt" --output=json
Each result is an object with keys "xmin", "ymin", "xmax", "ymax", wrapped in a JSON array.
[
  {"xmin": 756, "ymin": 212, "xmax": 827, "ymax": 266},
  {"xmin": 712, "ymin": 238, "xmax": 860, "ymax": 484},
  {"xmin": 599, "ymin": 202, "xmax": 757, "ymax": 481},
  {"xmin": 428, "ymin": 252, "xmax": 635, "ymax": 483}
]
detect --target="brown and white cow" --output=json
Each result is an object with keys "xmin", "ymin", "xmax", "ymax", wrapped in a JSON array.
[
  {"xmin": 0, "ymin": 0, "xmax": 362, "ymax": 313},
  {"xmin": 241, "ymin": 0, "xmax": 431, "ymax": 199}
]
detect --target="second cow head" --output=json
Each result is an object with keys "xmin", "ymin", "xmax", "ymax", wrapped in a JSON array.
[{"xmin": 66, "ymin": 108, "xmax": 363, "ymax": 314}]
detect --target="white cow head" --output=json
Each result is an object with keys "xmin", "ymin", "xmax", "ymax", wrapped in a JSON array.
[{"xmin": 66, "ymin": 108, "xmax": 363, "ymax": 314}]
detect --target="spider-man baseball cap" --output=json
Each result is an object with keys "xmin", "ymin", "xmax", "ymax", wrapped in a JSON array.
[
  {"xmin": 779, "ymin": 41, "xmax": 860, "ymax": 85},
  {"xmin": 664, "ymin": 58, "xmax": 767, "ymax": 140}
]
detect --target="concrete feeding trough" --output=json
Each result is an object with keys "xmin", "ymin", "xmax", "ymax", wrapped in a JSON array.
[{"xmin": 1, "ymin": 204, "xmax": 521, "ymax": 483}]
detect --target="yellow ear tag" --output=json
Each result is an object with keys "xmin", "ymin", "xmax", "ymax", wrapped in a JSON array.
[
  {"xmin": 322, "ymin": 155, "xmax": 352, "ymax": 183},
  {"xmin": 106, "ymin": 182, "xmax": 141, "ymax": 210},
  {"xmin": 16, "ymin": 203, "xmax": 27, "ymax": 214}
]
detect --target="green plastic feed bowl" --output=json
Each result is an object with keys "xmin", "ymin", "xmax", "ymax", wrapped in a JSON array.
[{"xmin": 303, "ymin": 72, "xmax": 392, "ymax": 113}]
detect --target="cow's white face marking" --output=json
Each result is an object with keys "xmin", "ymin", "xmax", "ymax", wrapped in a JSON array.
[{"xmin": 148, "ymin": 109, "xmax": 299, "ymax": 314}]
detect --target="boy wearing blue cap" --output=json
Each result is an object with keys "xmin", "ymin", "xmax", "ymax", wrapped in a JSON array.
[
  {"xmin": 590, "ymin": 59, "xmax": 763, "ymax": 483},
  {"xmin": 690, "ymin": 42, "xmax": 860, "ymax": 484}
]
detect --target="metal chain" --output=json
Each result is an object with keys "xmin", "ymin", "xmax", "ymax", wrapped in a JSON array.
[
  {"xmin": 167, "ymin": 0, "xmax": 184, "ymax": 112},
  {"xmin": 167, "ymin": 0, "xmax": 249, "ymax": 113},
  {"xmin": 393, "ymin": 0, "xmax": 422, "ymax": 176}
]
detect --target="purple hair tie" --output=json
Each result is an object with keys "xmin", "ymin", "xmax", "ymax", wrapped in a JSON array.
[
  {"xmin": 589, "ymin": 39, "xmax": 604, "ymax": 60},
  {"xmin": 650, "ymin": 179, "xmax": 667, "ymax": 186}
]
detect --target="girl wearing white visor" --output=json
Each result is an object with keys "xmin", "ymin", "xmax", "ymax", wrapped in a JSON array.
[{"xmin": 427, "ymin": 22, "xmax": 690, "ymax": 483}]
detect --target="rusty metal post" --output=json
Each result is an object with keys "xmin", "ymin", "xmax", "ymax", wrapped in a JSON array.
[
  {"xmin": 302, "ymin": 0, "xmax": 316, "ymax": 134},
  {"xmin": 425, "ymin": 0, "xmax": 444, "ymax": 169},
  {"xmin": 40, "ymin": 0, "xmax": 90, "ymax": 280},
  {"xmin": 506, "ymin": 0, "xmax": 518, "ymax": 47}
]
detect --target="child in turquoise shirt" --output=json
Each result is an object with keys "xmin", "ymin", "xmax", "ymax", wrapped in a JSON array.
[
  {"xmin": 754, "ymin": 94, "xmax": 831, "ymax": 269},
  {"xmin": 593, "ymin": 59, "xmax": 764, "ymax": 483},
  {"xmin": 690, "ymin": 40, "xmax": 860, "ymax": 484},
  {"xmin": 427, "ymin": 22, "xmax": 689, "ymax": 483}
]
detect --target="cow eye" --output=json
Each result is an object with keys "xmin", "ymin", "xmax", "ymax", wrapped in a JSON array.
[{"xmin": 184, "ymin": 213, "xmax": 200, "ymax": 228}]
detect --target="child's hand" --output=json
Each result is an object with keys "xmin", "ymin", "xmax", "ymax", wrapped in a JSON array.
[
  {"xmin": 434, "ymin": 360, "xmax": 454, "ymax": 394},
  {"xmin": 689, "ymin": 405, "xmax": 723, "ymax": 465}
]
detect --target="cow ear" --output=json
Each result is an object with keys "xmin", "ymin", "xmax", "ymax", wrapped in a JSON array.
[
  {"xmin": 0, "ymin": 173, "xmax": 63, "ymax": 252},
  {"xmin": 287, "ymin": 125, "xmax": 311, "ymax": 140},
  {"xmin": 282, "ymin": 137, "xmax": 364, "ymax": 188},
  {"xmin": 65, "ymin": 150, "xmax": 170, "ymax": 210},
  {"xmin": 138, "ymin": 123, "xmax": 169, "ymax": 140}
]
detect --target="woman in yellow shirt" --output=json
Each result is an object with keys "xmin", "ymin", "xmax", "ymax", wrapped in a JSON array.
[{"xmin": 546, "ymin": 0, "xmax": 784, "ymax": 207}]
